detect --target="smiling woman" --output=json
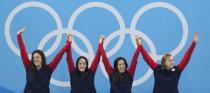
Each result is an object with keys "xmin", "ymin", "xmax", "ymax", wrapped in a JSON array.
[
  {"xmin": 99, "ymin": 35, "xmax": 142, "ymax": 93},
  {"xmin": 1, "ymin": 0, "xmax": 209, "ymax": 93},
  {"xmin": 16, "ymin": 27, "xmax": 71, "ymax": 93},
  {"xmin": 65, "ymin": 35, "xmax": 103, "ymax": 93},
  {"xmin": 139, "ymin": 32, "xmax": 198, "ymax": 93}
]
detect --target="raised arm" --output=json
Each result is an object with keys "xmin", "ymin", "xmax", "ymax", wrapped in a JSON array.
[
  {"xmin": 128, "ymin": 36, "xmax": 142, "ymax": 77},
  {"xmin": 99, "ymin": 36, "xmax": 113, "ymax": 76},
  {"xmin": 48, "ymin": 35, "xmax": 71, "ymax": 71},
  {"xmin": 17, "ymin": 28, "xmax": 30, "ymax": 69},
  {"xmin": 66, "ymin": 35, "xmax": 75, "ymax": 73},
  {"xmin": 140, "ymin": 36, "xmax": 158, "ymax": 70},
  {"xmin": 90, "ymin": 37, "xmax": 103, "ymax": 74},
  {"xmin": 177, "ymin": 32, "xmax": 198, "ymax": 71}
]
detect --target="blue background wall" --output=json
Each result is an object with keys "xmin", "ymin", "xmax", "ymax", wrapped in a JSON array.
[{"xmin": 0, "ymin": 0, "xmax": 210, "ymax": 93}]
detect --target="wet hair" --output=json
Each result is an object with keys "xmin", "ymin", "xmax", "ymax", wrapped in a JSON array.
[
  {"xmin": 76, "ymin": 56, "xmax": 89, "ymax": 72},
  {"xmin": 29, "ymin": 50, "xmax": 47, "ymax": 79},
  {"xmin": 114, "ymin": 57, "xmax": 128, "ymax": 73},
  {"xmin": 161, "ymin": 53, "xmax": 172, "ymax": 67}
]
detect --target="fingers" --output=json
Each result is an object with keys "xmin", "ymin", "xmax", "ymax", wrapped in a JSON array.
[
  {"xmin": 17, "ymin": 27, "xmax": 27, "ymax": 35},
  {"xmin": 193, "ymin": 32, "xmax": 199, "ymax": 43},
  {"xmin": 99, "ymin": 35, "xmax": 105, "ymax": 44},
  {"xmin": 136, "ymin": 35, "xmax": 142, "ymax": 45},
  {"xmin": 67, "ymin": 34, "xmax": 72, "ymax": 42}
]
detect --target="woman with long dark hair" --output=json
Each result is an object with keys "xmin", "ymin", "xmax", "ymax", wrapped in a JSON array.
[
  {"xmin": 139, "ymin": 32, "xmax": 199, "ymax": 93},
  {"xmin": 99, "ymin": 36, "xmax": 142, "ymax": 93},
  {"xmin": 66, "ymin": 36, "xmax": 103, "ymax": 93},
  {"xmin": 17, "ymin": 27, "xmax": 71, "ymax": 93}
]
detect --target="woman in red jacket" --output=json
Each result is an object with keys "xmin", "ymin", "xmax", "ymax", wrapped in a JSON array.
[
  {"xmin": 17, "ymin": 27, "xmax": 71, "ymax": 93},
  {"xmin": 66, "ymin": 36, "xmax": 103, "ymax": 93},
  {"xmin": 139, "ymin": 32, "xmax": 199, "ymax": 93},
  {"xmin": 99, "ymin": 36, "xmax": 142, "ymax": 93}
]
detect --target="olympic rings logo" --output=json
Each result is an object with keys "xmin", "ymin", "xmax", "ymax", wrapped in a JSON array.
[{"xmin": 4, "ymin": 1, "xmax": 188, "ymax": 87}]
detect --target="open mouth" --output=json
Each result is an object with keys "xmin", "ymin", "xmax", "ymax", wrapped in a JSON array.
[
  {"xmin": 34, "ymin": 60, "xmax": 40, "ymax": 64},
  {"xmin": 82, "ymin": 68, "xmax": 85, "ymax": 70},
  {"xmin": 80, "ymin": 67, "xmax": 85, "ymax": 70}
]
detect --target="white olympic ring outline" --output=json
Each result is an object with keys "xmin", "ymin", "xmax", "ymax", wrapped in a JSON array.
[
  {"xmin": 5, "ymin": 2, "xmax": 63, "ymax": 58},
  {"xmin": 4, "ymin": 1, "xmax": 188, "ymax": 87}
]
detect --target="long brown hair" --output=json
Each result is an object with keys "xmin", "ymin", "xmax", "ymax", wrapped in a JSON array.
[
  {"xmin": 76, "ymin": 56, "xmax": 89, "ymax": 73},
  {"xmin": 29, "ymin": 50, "xmax": 47, "ymax": 79},
  {"xmin": 114, "ymin": 57, "xmax": 128, "ymax": 73},
  {"xmin": 113, "ymin": 57, "xmax": 128, "ymax": 81}
]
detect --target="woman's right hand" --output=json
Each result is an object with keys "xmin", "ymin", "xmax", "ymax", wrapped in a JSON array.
[
  {"xmin": 193, "ymin": 32, "xmax": 199, "ymax": 43},
  {"xmin": 67, "ymin": 34, "xmax": 72, "ymax": 42},
  {"xmin": 17, "ymin": 27, "xmax": 27, "ymax": 35},
  {"xmin": 99, "ymin": 35, "xmax": 105, "ymax": 44},
  {"xmin": 136, "ymin": 35, "xmax": 142, "ymax": 45}
]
